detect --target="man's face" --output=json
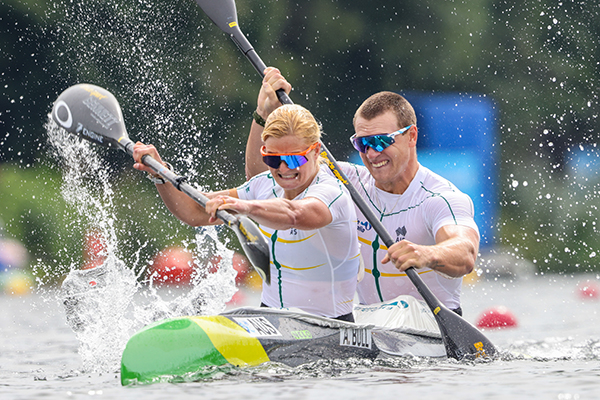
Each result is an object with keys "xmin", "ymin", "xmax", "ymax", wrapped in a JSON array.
[{"xmin": 353, "ymin": 111, "xmax": 417, "ymax": 194}]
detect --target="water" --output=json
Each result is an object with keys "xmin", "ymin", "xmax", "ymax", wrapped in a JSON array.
[
  {"xmin": 1, "ymin": 274, "xmax": 599, "ymax": 399},
  {"xmin": 4, "ymin": 105, "xmax": 598, "ymax": 399},
  {"xmin": 21, "ymin": 120, "xmax": 239, "ymax": 379}
]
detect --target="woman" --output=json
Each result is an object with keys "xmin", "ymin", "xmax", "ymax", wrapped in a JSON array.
[{"xmin": 133, "ymin": 104, "xmax": 361, "ymax": 321}]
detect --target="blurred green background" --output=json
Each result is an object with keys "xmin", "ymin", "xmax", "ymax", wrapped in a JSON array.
[{"xmin": 1, "ymin": 0, "xmax": 599, "ymax": 283}]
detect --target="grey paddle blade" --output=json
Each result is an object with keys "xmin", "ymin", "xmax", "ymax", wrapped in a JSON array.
[
  {"xmin": 195, "ymin": 0, "xmax": 238, "ymax": 34},
  {"xmin": 52, "ymin": 83, "xmax": 129, "ymax": 149},
  {"xmin": 232, "ymin": 216, "xmax": 271, "ymax": 285}
]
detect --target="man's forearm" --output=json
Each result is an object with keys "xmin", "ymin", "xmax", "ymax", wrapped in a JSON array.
[{"xmin": 428, "ymin": 237, "xmax": 478, "ymax": 278}]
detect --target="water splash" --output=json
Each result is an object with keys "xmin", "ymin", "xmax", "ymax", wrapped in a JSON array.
[
  {"xmin": 505, "ymin": 337, "xmax": 600, "ymax": 362},
  {"xmin": 44, "ymin": 117, "xmax": 237, "ymax": 373},
  {"xmin": 45, "ymin": 0, "xmax": 242, "ymax": 186}
]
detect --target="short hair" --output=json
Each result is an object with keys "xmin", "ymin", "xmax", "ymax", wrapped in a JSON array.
[
  {"xmin": 354, "ymin": 91, "xmax": 417, "ymax": 128},
  {"xmin": 262, "ymin": 104, "xmax": 321, "ymax": 146}
]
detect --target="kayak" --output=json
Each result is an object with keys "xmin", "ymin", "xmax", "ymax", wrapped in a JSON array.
[{"xmin": 120, "ymin": 296, "xmax": 446, "ymax": 385}]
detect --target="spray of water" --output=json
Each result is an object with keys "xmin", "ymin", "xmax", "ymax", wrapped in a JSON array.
[{"xmin": 44, "ymin": 118, "xmax": 237, "ymax": 373}]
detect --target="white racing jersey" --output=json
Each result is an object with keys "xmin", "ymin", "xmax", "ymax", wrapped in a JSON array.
[
  {"xmin": 336, "ymin": 162, "xmax": 479, "ymax": 310},
  {"xmin": 237, "ymin": 165, "xmax": 361, "ymax": 318}
]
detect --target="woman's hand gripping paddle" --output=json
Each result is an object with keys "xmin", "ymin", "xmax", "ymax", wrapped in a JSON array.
[
  {"xmin": 52, "ymin": 83, "xmax": 271, "ymax": 285},
  {"xmin": 194, "ymin": 0, "xmax": 496, "ymax": 360}
]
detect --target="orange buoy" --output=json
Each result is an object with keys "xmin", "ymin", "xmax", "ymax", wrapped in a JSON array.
[
  {"xmin": 476, "ymin": 306, "xmax": 518, "ymax": 329},
  {"xmin": 147, "ymin": 246, "xmax": 196, "ymax": 286},
  {"xmin": 577, "ymin": 280, "xmax": 599, "ymax": 300}
]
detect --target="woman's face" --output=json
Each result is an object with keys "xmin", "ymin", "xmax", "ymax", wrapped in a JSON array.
[{"xmin": 262, "ymin": 134, "xmax": 320, "ymax": 199}]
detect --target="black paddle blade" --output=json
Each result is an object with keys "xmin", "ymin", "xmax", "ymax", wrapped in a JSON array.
[
  {"xmin": 195, "ymin": 0, "xmax": 238, "ymax": 34},
  {"xmin": 434, "ymin": 306, "xmax": 497, "ymax": 359},
  {"xmin": 52, "ymin": 83, "xmax": 128, "ymax": 149},
  {"xmin": 231, "ymin": 216, "xmax": 271, "ymax": 285}
]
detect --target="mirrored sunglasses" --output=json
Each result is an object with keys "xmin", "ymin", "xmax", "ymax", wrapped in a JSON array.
[
  {"xmin": 350, "ymin": 124, "xmax": 413, "ymax": 153},
  {"xmin": 260, "ymin": 142, "xmax": 320, "ymax": 169}
]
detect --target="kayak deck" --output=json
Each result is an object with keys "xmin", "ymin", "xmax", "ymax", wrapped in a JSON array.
[{"xmin": 121, "ymin": 305, "xmax": 445, "ymax": 385}]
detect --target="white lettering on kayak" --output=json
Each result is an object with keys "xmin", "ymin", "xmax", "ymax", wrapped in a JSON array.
[
  {"xmin": 340, "ymin": 328, "xmax": 372, "ymax": 349},
  {"xmin": 233, "ymin": 317, "xmax": 282, "ymax": 337}
]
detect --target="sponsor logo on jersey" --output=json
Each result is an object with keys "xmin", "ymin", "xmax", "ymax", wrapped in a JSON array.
[
  {"xmin": 395, "ymin": 225, "xmax": 407, "ymax": 242},
  {"xmin": 357, "ymin": 220, "xmax": 372, "ymax": 233}
]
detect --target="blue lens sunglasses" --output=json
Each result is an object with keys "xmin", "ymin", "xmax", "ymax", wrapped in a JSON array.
[
  {"xmin": 350, "ymin": 124, "xmax": 413, "ymax": 153},
  {"xmin": 260, "ymin": 142, "xmax": 320, "ymax": 169}
]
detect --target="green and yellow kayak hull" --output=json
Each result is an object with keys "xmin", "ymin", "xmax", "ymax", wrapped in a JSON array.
[
  {"xmin": 121, "ymin": 315, "xmax": 270, "ymax": 385},
  {"xmin": 121, "ymin": 307, "xmax": 445, "ymax": 385}
]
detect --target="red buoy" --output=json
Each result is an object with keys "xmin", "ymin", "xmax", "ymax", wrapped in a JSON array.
[
  {"xmin": 227, "ymin": 290, "xmax": 247, "ymax": 306},
  {"xmin": 82, "ymin": 228, "xmax": 107, "ymax": 270},
  {"xmin": 206, "ymin": 252, "xmax": 252, "ymax": 286},
  {"xmin": 232, "ymin": 253, "xmax": 251, "ymax": 285},
  {"xmin": 476, "ymin": 306, "xmax": 518, "ymax": 329},
  {"xmin": 147, "ymin": 246, "xmax": 196, "ymax": 286},
  {"xmin": 577, "ymin": 280, "xmax": 599, "ymax": 300}
]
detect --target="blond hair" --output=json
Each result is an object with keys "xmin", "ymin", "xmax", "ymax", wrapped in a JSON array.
[
  {"xmin": 262, "ymin": 104, "xmax": 321, "ymax": 146},
  {"xmin": 354, "ymin": 91, "xmax": 417, "ymax": 128}
]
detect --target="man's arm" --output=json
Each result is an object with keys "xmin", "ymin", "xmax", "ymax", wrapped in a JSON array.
[
  {"xmin": 245, "ymin": 67, "xmax": 292, "ymax": 180},
  {"xmin": 382, "ymin": 225, "xmax": 479, "ymax": 278}
]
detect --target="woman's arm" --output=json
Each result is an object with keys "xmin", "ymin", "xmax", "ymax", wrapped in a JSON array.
[
  {"xmin": 132, "ymin": 142, "xmax": 236, "ymax": 227},
  {"xmin": 210, "ymin": 195, "xmax": 332, "ymax": 231}
]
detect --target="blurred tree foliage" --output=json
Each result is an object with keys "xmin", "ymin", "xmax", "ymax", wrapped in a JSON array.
[
  {"xmin": 1, "ymin": 0, "xmax": 600, "ymax": 276},
  {"xmin": 0, "ymin": 162, "xmax": 203, "ymax": 282}
]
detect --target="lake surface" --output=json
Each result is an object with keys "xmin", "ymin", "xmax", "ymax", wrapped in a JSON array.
[{"xmin": 1, "ymin": 272, "xmax": 599, "ymax": 399}]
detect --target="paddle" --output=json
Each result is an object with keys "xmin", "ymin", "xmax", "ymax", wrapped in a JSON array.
[
  {"xmin": 51, "ymin": 83, "xmax": 271, "ymax": 285},
  {"xmin": 194, "ymin": 0, "xmax": 496, "ymax": 359}
]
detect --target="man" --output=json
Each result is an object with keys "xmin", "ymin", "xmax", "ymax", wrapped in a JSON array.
[{"xmin": 245, "ymin": 68, "xmax": 479, "ymax": 315}]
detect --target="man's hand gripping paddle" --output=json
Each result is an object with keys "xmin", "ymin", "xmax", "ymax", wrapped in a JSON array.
[
  {"xmin": 52, "ymin": 83, "xmax": 271, "ymax": 285},
  {"xmin": 194, "ymin": 0, "xmax": 496, "ymax": 360}
]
